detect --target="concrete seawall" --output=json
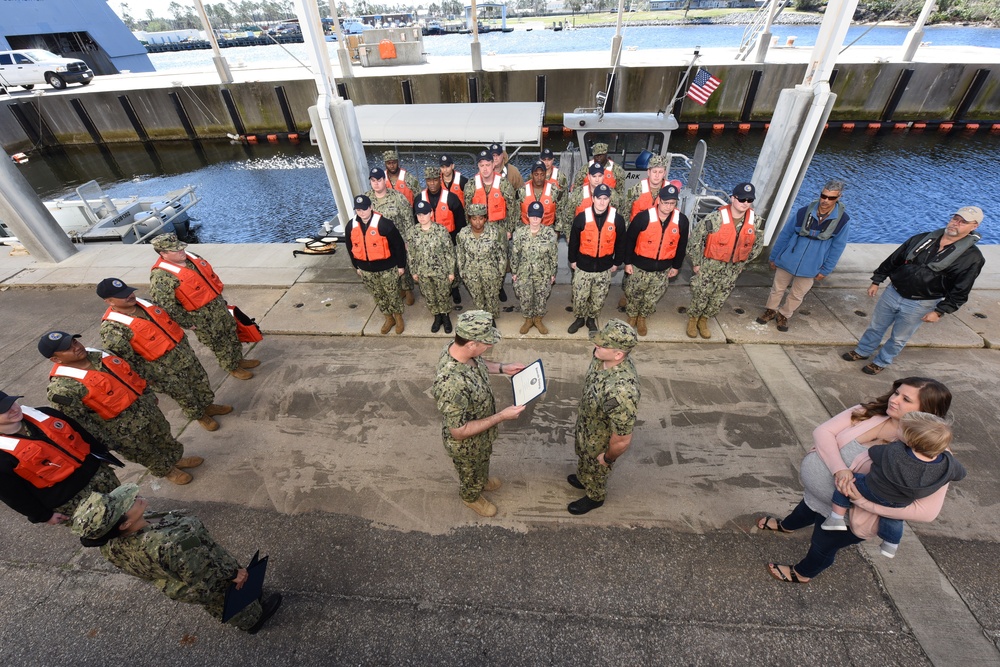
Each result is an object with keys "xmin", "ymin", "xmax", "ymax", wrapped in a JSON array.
[{"xmin": 1, "ymin": 45, "xmax": 999, "ymax": 151}]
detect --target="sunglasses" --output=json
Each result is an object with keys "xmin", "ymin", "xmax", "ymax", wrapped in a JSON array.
[
  {"xmin": 819, "ymin": 194, "xmax": 839, "ymax": 201},
  {"xmin": 734, "ymin": 197, "xmax": 754, "ymax": 203}
]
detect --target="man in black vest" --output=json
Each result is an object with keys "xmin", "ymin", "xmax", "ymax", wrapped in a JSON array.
[{"xmin": 843, "ymin": 206, "xmax": 986, "ymax": 374}]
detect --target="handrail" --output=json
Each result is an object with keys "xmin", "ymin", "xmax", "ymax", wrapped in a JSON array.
[{"xmin": 737, "ymin": 0, "xmax": 789, "ymax": 61}]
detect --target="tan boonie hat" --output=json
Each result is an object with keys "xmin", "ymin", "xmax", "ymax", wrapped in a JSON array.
[
  {"xmin": 71, "ymin": 484, "xmax": 140, "ymax": 539},
  {"xmin": 151, "ymin": 232, "xmax": 187, "ymax": 252},
  {"xmin": 467, "ymin": 204, "xmax": 488, "ymax": 218},
  {"xmin": 954, "ymin": 206, "xmax": 984, "ymax": 224},
  {"xmin": 647, "ymin": 155, "xmax": 666, "ymax": 169},
  {"xmin": 590, "ymin": 319, "xmax": 637, "ymax": 351},
  {"xmin": 592, "ymin": 142, "xmax": 609, "ymax": 155},
  {"xmin": 424, "ymin": 166, "xmax": 441, "ymax": 179},
  {"xmin": 456, "ymin": 310, "xmax": 500, "ymax": 344},
  {"xmin": 383, "ymin": 150, "xmax": 399, "ymax": 162}
]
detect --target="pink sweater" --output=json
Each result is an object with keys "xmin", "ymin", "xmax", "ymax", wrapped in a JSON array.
[{"xmin": 811, "ymin": 406, "xmax": 948, "ymax": 540}]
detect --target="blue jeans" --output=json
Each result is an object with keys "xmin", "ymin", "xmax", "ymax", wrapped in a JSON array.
[
  {"xmin": 780, "ymin": 499, "xmax": 823, "ymax": 531},
  {"xmin": 854, "ymin": 285, "xmax": 938, "ymax": 367},
  {"xmin": 831, "ymin": 473, "xmax": 906, "ymax": 544},
  {"xmin": 795, "ymin": 517, "xmax": 864, "ymax": 578}
]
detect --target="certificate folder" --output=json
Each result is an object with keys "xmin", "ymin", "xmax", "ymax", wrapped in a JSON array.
[
  {"xmin": 511, "ymin": 359, "xmax": 546, "ymax": 406},
  {"xmin": 222, "ymin": 550, "xmax": 269, "ymax": 622}
]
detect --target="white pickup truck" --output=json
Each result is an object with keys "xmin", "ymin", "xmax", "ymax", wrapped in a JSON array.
[{"xmin": 0, "ymin": 49, "xmax": 94, "ymax": 91}]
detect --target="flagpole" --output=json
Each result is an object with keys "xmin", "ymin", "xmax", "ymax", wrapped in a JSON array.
[{"xmin": 663, "ymin": 48, "xmax": 700, "ymax": 115}]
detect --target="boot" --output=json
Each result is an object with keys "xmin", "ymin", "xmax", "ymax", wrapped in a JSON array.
[
  {"xmin": 568, "ymin": 495, "xmax": 604, "ymax": 515},
  {"xmin": 636, "ymin": 316, "xmax": 648, "ymax": 337},
  {"xmin": 519, "ymin": 317, "xmax": 533, "ymax": 334},
  {"xmin": 484, "ymin": 477, "xmax": 502, "ymax": 492},
  {"xmin": 197, "ymin": 415, "xmax": 219, "ymax": 431},
  {"xmin": 403, "ymin": 289, "xmax": 415, "ymax": 306},
  {"xmin": 756, "ymin": 308, "xmax": 777, "ymax": 324},
  {"xmin": 246, "ymin": 593, "xmax": 283, "ymax": 635},
  {"xmin": 686, "ymin": 316, "xmax": 698, "ymax": 338},
  {"xmin": 533, "ymin": 317, "xmax": 548, "ymax": 335},
  {"xmin": 431, "ymin": 313, "xmax": 442, "ymax": 333},
  {"xmin": 175, "ymin": 456, "xmax": 204, "ymax": 469},
  {"xmin": 697, "ymin": 316, "xmax": 711, "ymax": 339},
  {"xmin": 238, "ymin": 358, "xmax": 260, "ymax": 369},
  {"xmin": 618, "ymin": 294, "xmax": 628, "ymax": 309},
  {"xmin": 203, "ymin": 404, "xmax": 232, "ymax": 416},
  {"xmin": 394, "ymin": 312, "xmax": 405, "ymax": 334},
  {"xmin": 463, "ymin": 495, "xmax": 497, "ymax": 517},
  {"xmin": 229, "ymin": 368, "xmax": 253, "ymax": 380},
  {"xmin": 165, "ymin": 467, "xmax": 193, "ymax": 485},
  {"xmin": 568, "ymin": 317, "xmax": 586, "ymax": 334},
  {"xmin": 585, "ymin": 317, "xmax": 598, "ymax": 333},
  {"xmin": 451, "ymin": 287, "xmax": 462, "ymax": 304},
  {"xmin": 442, "ymin": 313, "xmax": 453, "ymax": 334},
  {"xmin": 380, "ymin": 314, "xmax": 395, "ymax": 335},
  {"xmin": 499, "ymin": 286, "xmax": 508, "ymax": 302},
  {"xmin": 627, "ymin": 316, "xmax": 637, "ymax": 327}
]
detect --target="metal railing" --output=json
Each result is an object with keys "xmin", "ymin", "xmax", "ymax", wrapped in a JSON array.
[{"xmin": 737, "ymin": 0, "xmax": 789, "ymax": 62}]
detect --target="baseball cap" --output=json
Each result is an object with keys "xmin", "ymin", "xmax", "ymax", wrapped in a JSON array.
[
  {"xmin": 456, "ymin": 310, "xmax": 500, "ymax": 344},
  {"xmin": 541, "ymin": 148, "xmax": 555, "ymax": 160},
  {"xmin": 71, "ymin": 484, "xmax": 140, "ymax": 539},
  {"xmin": 590, "ymin": 319, "xmax": 637, "ymax": 351},
  {"xmin": 953, "ymin": 206, "xmax": 984, "ymax": 224},
  {"xmin": 531, "ymin": 161, "xmax": 545, "ymax": 173},
  {"xmin": 467, "ymin": 204, "xmax": 488, "ymax": 218},
  {"xmin": 658, "ymin": 185, "xmax": 680, "ymax": 201},
  {"xmin": 96, "ymin": 278, "xmax": 137, "ymax": 300},
  {"xmin": 369, "ymin": 167, "xmax": 386, "ymax": 180},
  {"xmin": 38, "ymin": 331, "xmax": 81, "ymax": 358},
  {"xmin": 440, "ymin": 155, "xmax": 455, "ymax": 166},
  {"xmin": 527, "ymin": 201, "xmax": 545, "ymax": 219},
  {"xmin": 489, "ymin": 143, "xmax": 503, "ymax": 156},
  {"xmin": 382, "ymin": 150, "xmax": 399, "ymax": 162},
  {"xmin": 424, "ymin": 166, "xmax": 441, "ymax": 179},
  {"xmin": 588, "ymin": 163, "xmax": 604, "ymax": 176},
  {"xmin": 476, "ymin": 150, "xmax": 492, "ymax": 164},
  {"xmin": 150, "ymin": 232, "xmax": 187, "ymax": 252},
  {"xmin": 732, "ymin": 182, "xmax": 755, "ymax": 199},
  {"xmin": 415, "ymin": 200, "xmax": 433, "ymax": 215},
  {"xmin": 647, "ymin": 155, "xmax": 666, "ymax": 169},
  {"xmin": 0, "ymin": 391, "xmax": 23, "ymax": 413},
  {"xmin": 591, "ymin": 142, "xmax": 609, "ymax": 155},
  {"xmin": 354, "ymin": 195, "xmax": 372, "ymax": 210},
  {"xmin": 593, "ymin": 184, "xmax": 612, "ymax": 198}
]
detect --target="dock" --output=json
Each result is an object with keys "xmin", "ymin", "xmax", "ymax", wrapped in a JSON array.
[{"xmin": 1, "ymin": 240, "xmax": 999, "ymax": 664}]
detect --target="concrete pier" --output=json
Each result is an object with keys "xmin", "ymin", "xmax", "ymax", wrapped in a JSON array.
[
  {"xmin": 0, "ymin": 241, "xmax": 998, "ymax": 663},
  {"xmin": 1, "ymin": 44, "xmax": 999, "ymax": 152}
]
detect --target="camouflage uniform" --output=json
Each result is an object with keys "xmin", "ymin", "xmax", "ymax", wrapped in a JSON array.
[
  {"xmin": 624, "ymin": 267, "xmax": 670, "ymax": 318},
  {"xmin": 47, "ymin": 351, "xmax": 183, "ymax": 477},
  {"xmin": 367, "ymin": 188, "xmax": 416, "ymax": 292},
  {"xmin": 100, "ymin": 307, "xmax": 214, "ymax": 421},
  {"xmin": 148, "ymin": 269, "xmax": 243, "ymax": 373},
  {"xmin": 52, "ymin": 464, "xmax": 121, "ymax": 519},
  {"xmin": 456, "ymin": 220, "xmax": 507, "ymax": 319},
  {"xmin": 510, "ymin": 225, "xmax": 558, "ymax": 318},
  {"xmin": 575, "ymin": 355, "xmax": 640, "ymax": 502},
  {"xmin": 463, "ymin": 176, "xmax": 520, "ymax": 237},
  {"xmin": 687, "ymin": 209, "xmax": 766, "ymax": 318},
  {"xmin": 572, "ymin": 160, "xmax": 627, "ymax": 198},
  {"xmin": 559, "ymin": 187, "xmax": 622, "ymax": 239},
  {"xmin": 408, "ymin": 222, "xmax": 456, "ymax": 316},
  {"xmin": 432, "ymin": 345, "xmax": 497, "ymax": 502},
  {"xmin": 383, "ymin": 149, "xmax": 421, "ymax": 206},
  {"xmin": 361, "ymin": 270, "xmax": 404, "ymax": 315}
]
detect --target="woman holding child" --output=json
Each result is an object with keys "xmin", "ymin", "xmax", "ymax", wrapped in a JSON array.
[{"xmin": 758, "ymin": 377, "xmax": 954, "ymax": 583}]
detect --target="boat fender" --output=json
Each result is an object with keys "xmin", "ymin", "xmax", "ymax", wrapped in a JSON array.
[
  {"xmin": 379, "ymin": 39, "xmax": 397, "ymax": 59},
  {"xmin": 11, "ymin": 153, "xmax": 29, "ymax": 164}
]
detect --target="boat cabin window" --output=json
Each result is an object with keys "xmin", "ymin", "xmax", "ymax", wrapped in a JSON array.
[{"xmin": 581, "ymin": 132, "xmax": 667, "ymax": 170}]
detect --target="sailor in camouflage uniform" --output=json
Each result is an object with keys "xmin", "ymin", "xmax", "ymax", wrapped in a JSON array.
[
  {"xmin": 464, "ymin": 150, "xmax": 520, "ymax": 238},
  {"xmin": 559, "ymin": 163, "xmax": 622, "ymax": 240},
  {"xmin": 41, "ymin": 331, "xmax": 201, "ymax": 485},
  {"xmin": 567, "ymin": 319, "xmax": 641, "ymax": 515},
  {"xmin": 432, "ymin": 311, "xmax": 526, "ymax": 517},
  {"xmin": 383, "ymin": 150, "xmax": 420, "ymax": 206},
  {"xmin": 685, "ymin": 182, "xmax": 765, "ymax": 339},
  {"xmin": 97, "ymin": 278, "xmax": 232, "ymax": 432},
  {"xmin": 571, "ymin": 142, "xmax": 627, "ymax": 199},
  {"xmin": 409, "ymin": 200, "xmax": 457, "ymax": 334},
  {"xmin": 511, "ymin": 201, "xmax": 558, "ymax": 335},
  {"xmin": 540, "ymin": 147, "xmax": 569, "ymax": 204},
  {"xmin": 456, "ymin": 204, "xmax": 508, "ymax": 321},
  {"xmin": 346, "ymin": 195, "xmax": 408, "ymax": 334},
  {"xmin": 72, "ymin": 484, "xmax": 282, "ymax": 633},
  {"xmin": 148, "ymin": 233, "xmax": 259, "ymax": 380},
  {"xmin": 367, "ymin": 167, "xmax": 417, "ymax": 306}
]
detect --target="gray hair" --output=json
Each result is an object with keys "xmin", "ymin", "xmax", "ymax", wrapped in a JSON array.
[{"xmin": 822, "ymin": 179, "xmax": 846, "ymax": 193}]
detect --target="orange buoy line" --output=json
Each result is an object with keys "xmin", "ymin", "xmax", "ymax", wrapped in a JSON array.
[
  {"xmin": 236, "ymin": 132, "xmax": 304, "ymax": 144},
  {"xmin": 543, "ymin": 120, "xmax": 994, "ymax": 137}
]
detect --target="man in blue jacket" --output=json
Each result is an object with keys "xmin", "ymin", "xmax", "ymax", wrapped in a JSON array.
[{"xmin": 756, "ymin": 180, "xmax": 850, "ymax": 332}]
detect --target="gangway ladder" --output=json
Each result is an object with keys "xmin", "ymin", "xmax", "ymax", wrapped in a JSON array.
[{"xmin": 737, "ymin": 0, "xmax": 790, "ymax": 62}]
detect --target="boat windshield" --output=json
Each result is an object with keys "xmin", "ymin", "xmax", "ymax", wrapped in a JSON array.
[{"xmin": 578, "ymin": 132, "xmax": 667, "ymax": 170}]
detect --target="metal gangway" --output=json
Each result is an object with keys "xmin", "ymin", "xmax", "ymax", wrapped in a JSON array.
[{"xmin": 737, "ymin": 0, "xmax": 790, "ymax": 61}]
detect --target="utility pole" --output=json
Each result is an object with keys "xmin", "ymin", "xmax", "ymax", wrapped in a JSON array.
[{"xmin": 192, "ymin": 0, "xmax": 233, "ymax": 84}]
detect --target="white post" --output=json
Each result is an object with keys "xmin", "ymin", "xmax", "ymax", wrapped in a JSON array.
[
  {"xmin": 753, "ymin": 0, "xmax": 781, "ymax": 64},
  {"xmin": 801, "ymin": 0, "xmax": 860, "ymax": 86},
  {"xmin": 329, "ymin": 3, "xmax": 355, "ymax": 77},
  {"xmin": 610, "ymin": 0, "xmax": 626, "ymax": 67},
  {"xmin": 0, "ymin": 155, "xmax": 78, "ymax": 262},
  {"xmin": 470, "ymin": 0, "xmax": 482, "ymax": 71},
  {"xmin": 901, "ymin": 0, "xmax": 937, "ymax": 62},
  {"xmin": 192, "ymin": 0, "xmax": 233, "ymax": 84}
]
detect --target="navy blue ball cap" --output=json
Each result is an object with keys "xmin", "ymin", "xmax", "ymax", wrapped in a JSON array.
[
  {"xmin": 489, "ymin": 143, "xmax": 503, "ymax": 156},
  {"xmin": 588, "ymin": 163, "xmax": 604, "ymax": 176},
  {"xmin": 477, "ymin": 150, "xmax": 492, "ymax": 164},
  {"xmin": 354, "ymin": 195, "xmax": 372, "ymax": 210},
  {"xmin": 541, "ymin": 148, "xmax": 555, "ymax": 159},
  {"xmin": 38, "ymin": 331, "xmax": 81, "ymax": 358},
  {"xmin": 658, "ymin": 185, "xmax": 680, "ymax": 201},
  {"xmin": 96, "ymin": 277, "xmax": 137, "ymax": 299},
  {"xmin": 0, "ymin": 391, "xmax": 23, "ymax": 413},
  {"xmin": 527, "ymin": 201, "xmax": 545, "ymax": 218},
  {"xmin": 593, "ymin": 184, "xmax": 612, "ymax": 198},
  {"xmin": 440, "ymin": 154, "xmax": 454, "ymax": 166},
  {"xmin": 369, "ymin": 167, "xmax": 386, "ymax": 180},
  {"xmin": 415, "ymin": 200, "xmax": 433, "ymax": 215},
  {"xmin": 531, "ymin": 161, "xmax": 545, "ymax": 173},
  {"xmin": 732, "ymin": 182, "xmax": 755, "ymax": 199}
]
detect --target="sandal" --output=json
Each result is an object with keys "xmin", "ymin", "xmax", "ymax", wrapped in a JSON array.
[
  {"xmin": 756, "ymin": 516, "xmax": 793, "ymax": 533},
  {"xmin": 767, "ymin": 563, "xmax": 810, "ymax": 584}
]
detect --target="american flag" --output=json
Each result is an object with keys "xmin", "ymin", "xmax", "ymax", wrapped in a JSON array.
[{"xmin": 686, "ymin": 68, "xmax": 721, "ymax": 105}]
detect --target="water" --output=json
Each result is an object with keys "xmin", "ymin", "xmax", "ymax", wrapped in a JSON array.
[
  {"xmin": 146, "ymin": 24, "xmax": 1000, "ymax": 72},
  {"xmin": 20, "ymin": 128, "xmax": 998, "ymax": 244}
]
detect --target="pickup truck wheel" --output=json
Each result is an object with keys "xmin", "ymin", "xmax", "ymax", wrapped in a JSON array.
[
  {"xmin": 46, "ymin": 73, "xmax": 67, "ymax": 89},
  {"xmin": 22, "ymin": 84, "xmax": 34, "ymax": 90}
]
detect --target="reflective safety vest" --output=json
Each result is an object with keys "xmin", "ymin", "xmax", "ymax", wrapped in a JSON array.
[
  {"xmin": 152, "ymin": 253, "xmax": 224, "ymax": 312},
  {"xmin": 472, "ymin": 175, "xmax": 507, "ymax": 223},
  {"xmin": 50, "ymin": 352, "xmax": 146, "ymax": 420},
  {"xmin": 574, "ymin": 184, "xmax": 596, "ymax": 217},
  {"xmin": 421, "ymin": 189, "xmax": 455, "ymax": 233},
  {"xmin": 578, "ymin": 207, "xmax": 618, "ymax": 258},
  {"xmin": 520, "ymin": 182, "xmax": 556, "ymax": 226},
  {"xmin": 587, "ymin": 160, "xmax": 616, "ymax": 189},
  {"xmin": 703, "ymin": 206, "xmax": 757, "ymax": 263},
  {"xmin": 391, "ymin": 169, "xmax": 415, "ymax": 205},
  {"xmin": 546, "ymin": 166, "xmax": 561, "ymax": 191},
  {"xmin": 634, "ymin": 208, "xmax": 681, "ymax": 261},
  {"xmin": 0, "ymin": 406, "xmax": 90, "ymax": 488},
  {"xmin": 102, "ymin": 298, "xmax": 184, "ymax": 361},
  {"xmin": 630, "ymin": 179, "xmax": 662, "ymax": 220},
  {"xmin": 350, "ymin": 214, "xmax": 392, "ymax": 261},
  {"xmin": 443, "ymin": 171, "xmax": 464, "ymax": 199}
]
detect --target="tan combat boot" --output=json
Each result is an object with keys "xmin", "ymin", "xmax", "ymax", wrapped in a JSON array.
[
  {"xmin": 636, "ymin": 316, "xmax": 648, "ymax": 337},
  {"xmin": 533, "ymin": 317, "xmax": 548, "ymax": 335},
  {"xmin": 686, "ymin": 316, "xmax": 698, "ymax": 338},
  {"xmin": 627, "ymin": 316, "xmax": 637, "ymax": 327},
  {"xmin": 175, "ymin": 456, "xmax": 204, "ymax": 469},
  {"xmin": 394, "ymin": 312, "xmax": 405, "ymax": 334},
  {"xmin": 238, "ymin": 359, "xmax": 261, "ymax": 369},
  {"xmin": 229, "ymin": 368, "xmax": 253, "ymax": 380},
  {"xmin": 618, "ymin": 294, "xmax": 628, "ymax": 308},
  {"xmin": 165, "ymin": 467, "xmax": 193, "ymax": 485},
  {"xmin": 402, "ymin": 289, "xmax": 415, "ymax": 306},
  {"xmin": 697, "ymin": 316, "xmax": 711, "ymax": 339},
  {"xmin": 484, "ymin": 477, "xmax": 502, "ymax": 492},
  {"xmin": 380, "ymin": 314, "xmax": 395, "ymax": 334},
  {"xmin": 463, "ymin": 495, "xmax": 497, "ymax": 517},
  {"xmin": 197, "ymin": 415, "xmax": 219, "ymax": 431},
  {"xmin": 519, "ymin": 317, "xmax": 533, "ymax": 334},
  {"xmin": 203, "ymin": 404, "xmax": 233, "ymax": 416}
]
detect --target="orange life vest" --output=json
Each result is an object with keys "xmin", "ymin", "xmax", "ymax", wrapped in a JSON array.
[
  {"xmin": 350, "ymin": 213, "xmax": 392, "ymax": 262},
  {"xmin": 390, "ymin": 169, "xmax": 415, "ymax": 205},
  {"xmin": 443, "ymin": 171, "xmax": 464, "ymax": 198},
  {"xmin": 472, "ymin": 175, "xmax": 507, "ymax": 223},
  {"xmin": 50, "ymin": 352, "xmax": 146, "ymax": 420},
  {"xmin": 520, "ymin": 182, "xmax": 556, "ymax": 226},
  {"xmin": 0, "ymin": 406, "xmax": 90, "ymax": 488},
  {"xmin": 152, "ymin": 253, "xmax": 224, "ymax": 312},
  {"xmin": 634, "ymin": 208, "xmax": 681, "ymax": 261},
  {"xmin": 546, "ymin": 166, "xmax": 561, "ymax": 191},
  {"xmin": 578, "ymin": 206, "xmax": 618, "ymax": 258},
  {"xmin": 630, "ymin": 179, "xmax": 662, "ymax": 219},
  {"xmin": 574, "ymin": 184, "xmax": 596, "ymax": 217},
  {"xmin": 102, "ymin": 298, "xmax": 184, "ymax": 362},
  {"xmin": 703, "ymin": 206, "xmax": 757, "ymax": 263},
  {"xmin": 421, "ymin": 189, "xmax": 455, "ymax": 233},
  {"xmin": 586, "ymin": 160, "xmax": 616, "ymax": 189}
]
